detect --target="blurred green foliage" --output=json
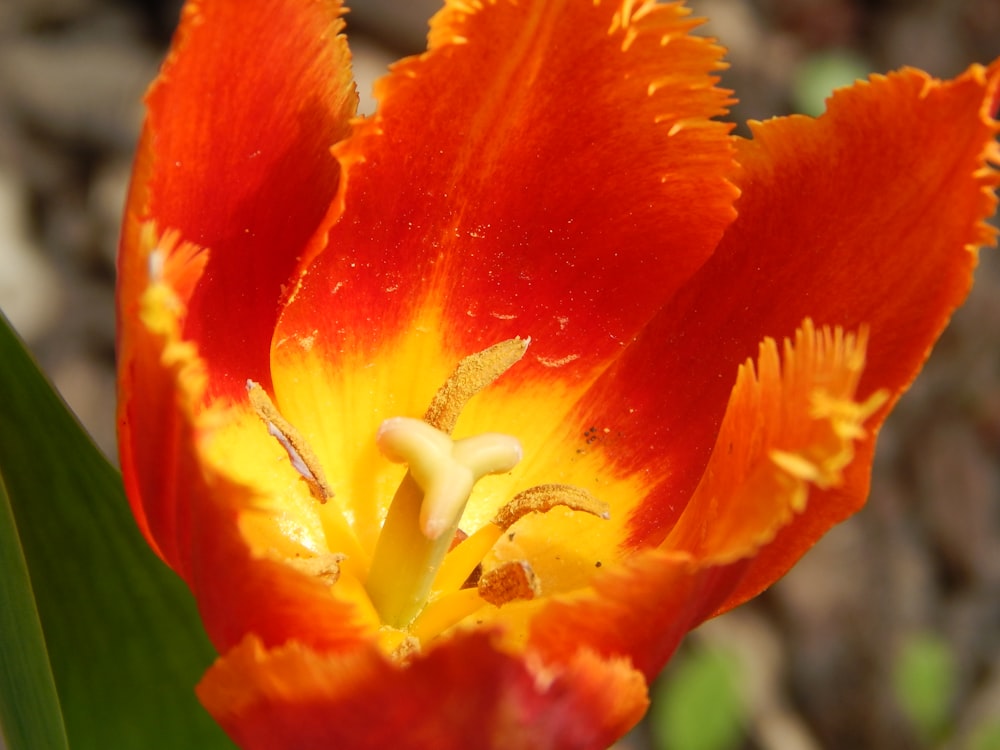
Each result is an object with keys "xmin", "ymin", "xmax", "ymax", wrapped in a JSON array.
[
  {"xmin": 792, "ymin": 50, "xmax": 873, "ymax": 117},
  {"xmin": 969, "ymin": 721, "xmax": 1000, "ymax": 750},
  {"xmin": 649, "ymin": 644, "xmax": 744, "ymax": 750},
  {"xmin": 892, "ymin": 631, "xmax": 956, "ymax": 744}
]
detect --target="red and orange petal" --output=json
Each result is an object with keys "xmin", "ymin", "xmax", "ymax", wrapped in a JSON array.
[
  {"xmin": 572, "ymin": 59, "xmax": 1000, "ymax": 554},
  {"xmin": 265, "ymin": 0, "xmax": 738, "ymax": 559},
  {"xmin": 524, "ymin": 319, "xmax": 884, "ymax": 679},
  {"xmin": 197, "ymin": 631, "xmax": 648, "ymax": 750},
  {"xmin": 117, "ymin": 0, "xmax": 1000, "ymax": 742},
  {"xmin": 529, "ymin": 548, "xmax": 732, "ymax": 680},
  {"xmin": 117, "ymin": 226, "xmax": 207, "ymax": 566},
  {"xmin": 663, "ymin": 321, "xmax": 885, "ymax": 566},
  {"xmin": 273, "ymin": 0, "xmax": 738, "ymax": 392},
  {"xmin": 119, "ymin": 0, "xmax": 357, "ymax": 403},
  {"xmin": 188, "ymin": 314, "xmax": 886, "ymax": 731},
  {"xmin": 118, "ymin": 224, "xmax": 378, "ymax": 655}
]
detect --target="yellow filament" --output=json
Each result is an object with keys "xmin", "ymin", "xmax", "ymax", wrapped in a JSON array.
[
  {"xmin": 432, "ymin": 523, "xmax": 504, "ymax": 593},
  {"xmin": 408, "ymin": 588, "xmax": 485, "ymax": 644}
]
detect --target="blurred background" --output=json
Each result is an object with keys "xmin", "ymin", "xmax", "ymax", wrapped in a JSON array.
[{"xmin": 0, "ymin": 0, "xmax": 998, "ymax": 748}]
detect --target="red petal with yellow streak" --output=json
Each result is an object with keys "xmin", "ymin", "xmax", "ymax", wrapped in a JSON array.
[
  {"xmin": 575, "ymin": 60, "xmax": 1000, "ymax": 556},
  {"xmin": 530, "ymin": 319, "xmax": 884, "ymax": 678},
  {"xmin": 274, "ymin": 0, "xmax": 737, "ymax": 387},
  {"xmin": 117, "ymin": 0, "xmax": 357, "ymax": 606},
  {"xmin": 119, "ymin": 0, "xmax": 357, "ymax": 401},
  {"xmin": 663, "ymin": 321, "xmax": 885, "ymax": 566},
  {"xmin": 117, "ymin": 227, "xmax": 377, "ymax": 654},
  {"xmin": 198, "ymin": 631, "xmax": 648, "ymax": 750}
]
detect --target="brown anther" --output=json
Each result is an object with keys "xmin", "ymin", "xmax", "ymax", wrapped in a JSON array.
[
  {"xmin": 424, "ymin": 337, "xmax": 529, "ymax": 434},
  {"xmin": 391, "ymin": 636, "xmax": 421, "ymax": 665},
  {"xmin": 478, "ymin": 560, "xmax": 541, "ymax": 606},
  {"xmin": 247, "ymin": 380, "xmax": 334, "ymax": 503},
  {"xmin": 492, "ymin": 483, "xmax": 610, "ymax": 531},
  {"xmin": 285, "ymin": 552, "xmax": 346, "ymax": 587}
]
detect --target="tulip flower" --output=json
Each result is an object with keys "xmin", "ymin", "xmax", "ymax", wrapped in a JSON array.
[{"xmin": 116, "ymin": 0, "xmax": 1000, "ymax": 747}]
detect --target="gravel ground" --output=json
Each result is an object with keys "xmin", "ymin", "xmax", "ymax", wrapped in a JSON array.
[{"xmin": 1, "ymin": 1, "xmax": 998, "ymax": 748}]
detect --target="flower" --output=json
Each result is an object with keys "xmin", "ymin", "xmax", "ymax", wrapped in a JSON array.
[{"xmin": 115, "ymin": 0, "xmax": 1000, "ymax": 747}]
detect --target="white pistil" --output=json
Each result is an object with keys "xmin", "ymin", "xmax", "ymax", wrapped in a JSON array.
[
  {"xmin": 376, "ymin": 417, "xmax": 522, "ymax": 540},
  {"xmin": 366, "ymin": 417, "xmax": 522, "ymax": 627}
]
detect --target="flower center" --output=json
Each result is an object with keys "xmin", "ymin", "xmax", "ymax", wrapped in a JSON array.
[
  {"xmin": 365, "ymin": 337, "xmax": 530, "ymax": 629},
  {"xmin": 365, "ymin": 417, "xmax": 522, "ymax": 627},
  {"xmin": 250, "ymin": 338, "xmax": 609, "ymax": 639}
]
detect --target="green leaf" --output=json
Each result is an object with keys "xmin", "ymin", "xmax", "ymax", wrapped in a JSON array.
[
  {"xmin": 892, "ymin": 631, "xmax": 956, "ymax": 743},
  {"xmin": 649, "ymin": 645, "xmax": 745, "ymax": 750},
  {"xmin": 0, "ymin": 313, "xmax": 234, "ymax": 749},
  {"xmin": 0, "ymin": 472, "xmax": 69, "ymax": 750}
]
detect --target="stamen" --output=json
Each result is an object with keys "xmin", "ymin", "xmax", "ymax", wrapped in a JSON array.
[
  {"xmin": 431, "ymin": 484, "xmax": 610, "ymax": 594},
  {"xmin": 408, "ymin": 588, "xmax": 484, "ymax": 644},
  {"xmin": 492, "ymin": 483, "xmax": 610, "ymax": 530},
  {"xmin": 431, "ymin": 524, "xmax": 506, "ymax": 594},
  {"xmin": 409, "ymin": 561, "xmax": 542, "ymax": 645},
  {"xmin": 477, "ymin": 560, "xmax": 541, "ymax": 606},
  {"xmin": 247, "ymin": 380, "xmax": 333, "ymax": 502},
  {"xmin": 424, "ymin": 337, "xmax": 529, "ymax": 433}
]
